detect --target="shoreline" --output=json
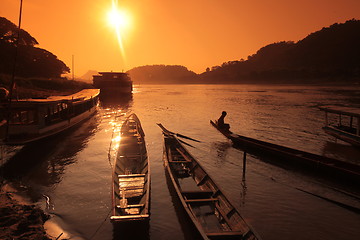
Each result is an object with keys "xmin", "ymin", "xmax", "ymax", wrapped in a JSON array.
[{"xmin": 0, "ymin": 183, "xmax": 72, "ymax": 240}]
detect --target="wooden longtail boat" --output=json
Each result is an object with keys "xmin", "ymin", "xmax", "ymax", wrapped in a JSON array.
[
  {"xmin": 3, "ymin": 89, "xmax": 100, "ymax": 145},
  {"xmin": 210, "ymin": 120, "xmax": 360, "ymax": 184},
  {"xmin": 158, "ymin": 123, "xmax": 260, "ymax": 240},
  {"xmin": 111, "ymin": 114, "xmax": 150, "ymax": 222},
  {"xmin": 318, "ymin": 105, "xmax": 360, "ymax": 147}
]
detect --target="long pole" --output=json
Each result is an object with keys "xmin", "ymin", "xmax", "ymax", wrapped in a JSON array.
[
  {"xmin": 72, "ymin": 55, "xmax": 74, "ymax": 80},
  {"xmin": 242, "ymin": 152, "xmax": 247, "ymax": 176},
  {"xmin": 5, "ymin": 0, "xmax": 24, "ymax": 140}
]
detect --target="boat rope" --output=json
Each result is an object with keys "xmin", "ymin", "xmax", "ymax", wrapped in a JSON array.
[
  {"xmin": 107, "ymin": 129, "xmax": 115, "ymax": 169},
  {"xmin": 89, "ymin": 208, "xmax": 112, "ymax": 240}
]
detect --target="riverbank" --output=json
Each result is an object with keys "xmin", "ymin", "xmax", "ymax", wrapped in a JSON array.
[
  {"xmin": 0, "ymin": 74, "xmax": 93, "ymax": 99},
  {"xmin": 0, "ymin": 182, "xmax": 75, "ymax": 240},
  {"xmin": 0, "ymin": 183, "xmax": 50, "ymax": 239}
]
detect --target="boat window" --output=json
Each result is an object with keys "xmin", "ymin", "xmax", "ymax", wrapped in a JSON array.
[{"xmin": 10, "ymin": 110, "xmax": 36, "ymax": 125}]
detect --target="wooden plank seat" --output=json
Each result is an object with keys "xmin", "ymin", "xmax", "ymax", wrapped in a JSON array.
[
  {"xmin": 181, "ymin": 190, "xmax": 214, "ymax": 195},
  {"xmin": 181, "ymin": 190, "xmax": 214, "ymax": 199},
  {"xmin": 118, "ymin": 174, "xmax": 146, "ymax": 198},
  {"xmin": 206, "ymin": 231, "xmax": 246, "ymax": 237},
  {"xmin": 116, "ymin": 204, "xmax": 144, "ymax": 209},
  {"xmin": 185, "ymin": 198, "xmax": 218, "ymax": 203},
  {"xmin": 118, "ymin": 155, "xmax": 142, "ymax": 160},
  {"xmin": 169, "ymin": 160, "xmax": 190, "ymax": 163},
  {"xmin": 118, "ymin": 174, "xmax": 146, "ymax": 178}
]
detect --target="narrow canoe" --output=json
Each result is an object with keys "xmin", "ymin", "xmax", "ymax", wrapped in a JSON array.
[
  {"xmin": 210, "ymin": 120, "xmax": 360, "ymax": 185},
  {"xmin": 111, "ymin": 113, "xmax": 150, "ymax": 222},
  {"xmin": 158, "ymin": 123, "xmax": 260, "ymax": 240}
]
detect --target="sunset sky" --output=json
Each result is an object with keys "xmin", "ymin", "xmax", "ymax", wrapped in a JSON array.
[{"xmin": 1, "ymin": 0, "xmax": 360, "ymax": 78}]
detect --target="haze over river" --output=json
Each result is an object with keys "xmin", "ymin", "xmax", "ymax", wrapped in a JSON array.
[{"xmin": 2, "ymin": 84, "xmax": 360, "ymax": 240}]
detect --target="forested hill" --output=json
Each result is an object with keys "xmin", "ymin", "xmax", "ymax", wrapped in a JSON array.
[
  {"xmin": 0, "ymin": 17, "xmax": 69, "ymax": 78},
  {"xmin": 199, "ymin": 19, "xmax": 360, "ymax": 84},
  {"xmin": 128, "ymin": 65, "xmax": 197, "ymax": 84}
]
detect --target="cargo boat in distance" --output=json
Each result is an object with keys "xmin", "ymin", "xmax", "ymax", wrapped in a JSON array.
[
  {"xmin": 111, "ymin": 113, "xmax": 150, "ymax": 222},
  {"xmin": 93, "ymin": 72, "xmax": 132, "ymax": 95},
  {"xmin": 3, "ymin": 89, "xmax": 99, "ymax": 145},
  {"xmin": 319, "ymin": 105, "xmax": 360, "ymax": 147},
  {"xmin": 158, "ymin": 123, "xmax": 260, "ymax": 240}
]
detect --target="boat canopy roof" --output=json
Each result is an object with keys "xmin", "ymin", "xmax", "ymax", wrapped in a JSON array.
[
  {"xmin": 12, "ymin": 89, "xmax": 100, "ymax": 104},
  {"xmin": 319, "ymin": 105, "xmax": 360, "ymax": 118}
]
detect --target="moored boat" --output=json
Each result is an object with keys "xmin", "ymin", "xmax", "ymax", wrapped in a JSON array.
[
  {"xmin": 318, "ymin": 105, "xmax": 360, "ymax": 147},
  {"xmin": 111, "ymin": 113, "xmax": 150, "ymax": 222},
  {"xmin": 210, "ymin": 120, "xmax": 360, "ymax": 184},
  {"xmin": 158, "ymin": 123, "xmax": 260, "ymax": 240},
  {"xmin": 93, "ymin": 72, "xmax": 132, "ymax": 95},
  {"xmin": 3, "ymin": 89, "xmax": 99, "ymax": 145}
]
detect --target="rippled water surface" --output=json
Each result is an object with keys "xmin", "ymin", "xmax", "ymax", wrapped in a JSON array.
[{"xmin": 2, "ymin": 84, "xmax": 360, "ymax": 240}]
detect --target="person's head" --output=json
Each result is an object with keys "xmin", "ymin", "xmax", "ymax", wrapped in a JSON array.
[
  {"xmin": 0, "ymin": 87, "xmax": 9, "ymax": 101},
  {"xmin": 222, "ymin": 111, "xmax": 227, "ymax": 116}
]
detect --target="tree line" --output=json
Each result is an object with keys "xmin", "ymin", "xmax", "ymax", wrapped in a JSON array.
[
  {"xmin": 128, "ymin": 19, "xmax": 360, "ymax": 84},
  {"xmin": 0, "ymin": 17, "xmax": 69, "ymax": 79},
  {"xmin": 199, "ymin": 19, "xmax": 360, "ymax": 84}
]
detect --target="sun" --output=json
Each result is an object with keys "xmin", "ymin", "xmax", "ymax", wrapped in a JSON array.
[
  {"xmin": 107, "ymin": 7, "xmax": 130, "ymax": 30},
  {"xmin": 106, "ymin": 0, "xmax": 131, "ymax": 59}
]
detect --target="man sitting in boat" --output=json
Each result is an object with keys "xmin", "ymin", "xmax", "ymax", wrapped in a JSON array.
[{"xmin": 217, "ymin": 111, "xmax": 231, "ymax": 132}]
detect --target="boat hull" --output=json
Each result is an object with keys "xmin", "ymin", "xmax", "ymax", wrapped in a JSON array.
[
  {"xmin": 323, "ymin": 126, "xmax": 360, "ymax": 147},
  {"xmin": 160, "ymin": 124, "xmax": 260, "ymax": 240},
  {"xmin": 5, "ymin": 89, "xmax": 100, "ymax": 145},
  {"xmin": 210, "ymin": 120, "xmax": 360, "ymax": 185},
  {"xmin": 111, "ymin": 113, "xmax": 150, "ymax": 223}
]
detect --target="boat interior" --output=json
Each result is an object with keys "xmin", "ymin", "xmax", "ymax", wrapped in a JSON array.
[
  {"xmin": 112, "ymin": 118, "xmax": 149, "ymax": 219},
  {"xmin": 166, "ymin": 136, "xmax": 253, "ymax": 239}
]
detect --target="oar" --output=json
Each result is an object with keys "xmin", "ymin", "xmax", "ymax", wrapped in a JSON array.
[
  {"xmin": 178, "ymin": 139, "xmax": 196, "ymax": 148},
  {"xmin": 175, "ymin": 133, "xmax": 201, "ymax": 143},
  {"xmin": 157, "ymin": 123, "xmax": 201, "ymax": 142}
]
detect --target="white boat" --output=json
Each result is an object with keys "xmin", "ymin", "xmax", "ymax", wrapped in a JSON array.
[
  {"xmin": 319, "ymin": 105, "xmax": 360, "ymax": 147},
  {"xmin": 3, "ymin": 89, "xmax": 100, "ymax": 145}
]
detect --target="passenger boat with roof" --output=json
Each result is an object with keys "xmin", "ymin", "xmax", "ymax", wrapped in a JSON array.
[
  {"xmin": 158, "ymin": 123, "xmax": 260, "ymax": 240},
  {"xmin": 111, "ymin": 113, "xmax": 150, "ymax": 222},
  {"xmin": 318, "ymin": 105, "xmax": 360, "ymax": 147},
  {"xmin": 93, "ymin": 72, "xmax": 132, "ymax": 95},
  {"xmin": 3, "ymin": 89, "xmax": 99, "ymax": 145}
]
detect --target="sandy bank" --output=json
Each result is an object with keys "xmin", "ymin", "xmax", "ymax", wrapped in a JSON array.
[
  {"xmin": 0, "ymin": 183, "xmax": 76, "ymax": 240},
  {"xmin": 0, "ymin": 184, "xmax": 50, "ymax": 239}
]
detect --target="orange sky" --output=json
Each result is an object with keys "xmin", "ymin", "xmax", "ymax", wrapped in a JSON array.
[{"xmin": 1, "ymin": 0, "xmax": 360, "ymax": 77}]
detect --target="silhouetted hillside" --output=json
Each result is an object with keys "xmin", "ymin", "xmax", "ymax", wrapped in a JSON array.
[
  {"xmin": 0, "ymin": 17, "xmax": 69, "ymax": 78},
  {"xmin": 127, "ymin": 65, "xmax": 197, "ymax": 84},
  {"xmin": 0, "ymin": 17, "xmax": 88, "ymax": 98},
  {"xmin": 200, "ymin": 19, "xmax": 360, "ymax": 84}
]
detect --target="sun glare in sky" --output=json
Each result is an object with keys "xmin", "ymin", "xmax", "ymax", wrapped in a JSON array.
[{"xmin": 107, "ymin": 0, "xmax": 131, "ymax": 61}]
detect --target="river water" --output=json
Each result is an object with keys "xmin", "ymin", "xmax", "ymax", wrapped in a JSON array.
[{"xmin": 1, "ymin": 84, "xmax": 360, "ymax": 240}]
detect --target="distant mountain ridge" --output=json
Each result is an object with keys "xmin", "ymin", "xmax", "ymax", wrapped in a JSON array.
[
  {"xmin": 128, "ymin": 19, "xmax": 360, "ymax": 84},
  {"xmin": 128, "ymin": 65, "xmax": 197, "ymax": 84},
  {"xmin": 201, "ymin": 19, "xmax": 360, "ymax": 84}
]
